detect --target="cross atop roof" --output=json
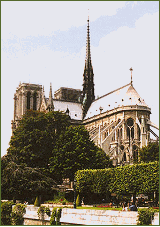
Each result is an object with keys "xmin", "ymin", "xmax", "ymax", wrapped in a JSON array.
[{"xmin": 129, "ymin": 67, "xmax": 133, "ymax": 85}]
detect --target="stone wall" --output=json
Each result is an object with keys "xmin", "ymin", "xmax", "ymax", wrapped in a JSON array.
[
  {"xmin": 23, "ymin": 205, "xmax": 50, "ymax": 225},
  {"xmin": 60, "ymin": 208, "xmax": 138, "ymax": 225},
  {"xmin": 60, "ymin": 208, "xmax": 159, "ymax": 225},
  {"xmin": 23, "ymin": 206, "xmax": 159, "ymax": 225}
]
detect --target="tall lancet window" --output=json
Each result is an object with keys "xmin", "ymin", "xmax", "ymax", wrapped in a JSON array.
[
  {"xmin": 27, "ymin": 91, "xmax": 31, "ymax": 110},
  {"xmin": 33, "ymin": 92, "xmax": 37, "ymax": 110}
]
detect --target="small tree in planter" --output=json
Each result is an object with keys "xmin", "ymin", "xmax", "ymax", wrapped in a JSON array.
[
  {"xmin": 11, "ymin": 203, "xmax": 26, "ymax": 225},
  {"xmin": 50, "ymin": 208, "xmax": 62, "ymax": 225},
  {"xmin": 56, "ymin": 208, "xmax": 62, "ymax": 225},
  {"xmin": 37, "ymin": 206, "xmax": 45, "ymax": 221},
  {"xmin": 137, "ymin": 208, "xmax": 155, "ymax": 225},
  {"xmin": 1, "ymin": 201, "xmax": 14, "ymax": 225},
  {"xmin": 34, "ymin": 196, "xmax": 40, "ymax": 207},
  {"xmin": 37, "ymin": 206, "xmax": 51, "ymax": 224},
  {"xmin": 50, "ymin": 208, "xmax": 57, "ymax": 225},
  {"xmin": 76, "ymin": 194, "xmax": 81, "ymax": 207}
]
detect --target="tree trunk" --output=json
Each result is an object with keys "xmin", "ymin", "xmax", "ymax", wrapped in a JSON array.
[{"xmin": 133, "ymin": 192, "xmax": 136, "ymax": 205}]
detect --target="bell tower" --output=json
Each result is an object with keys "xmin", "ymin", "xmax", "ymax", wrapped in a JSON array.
[
  {"xmin": 82, "ymin": 16, "xmax": 95, "ymax": 118},
  {"xmin": 11, "ymin": 83, "xmax": 42, "ymax": 134}
]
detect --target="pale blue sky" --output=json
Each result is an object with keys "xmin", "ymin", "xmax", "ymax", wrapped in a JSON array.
[{"xmin": 1, "ymin": 1, "xmax": 159, "ymax": 157}]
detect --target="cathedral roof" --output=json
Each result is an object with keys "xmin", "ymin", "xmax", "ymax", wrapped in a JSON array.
[
  {"xmin": 85, "ymin": 83, "xmax": 149, "ymax": 119},
  {"xmin": 53, "ymin": 99, "xmax": 83, "ymax": 120}
]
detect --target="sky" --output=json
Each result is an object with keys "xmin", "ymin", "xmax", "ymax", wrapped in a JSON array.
[{"xmin": 1, "ymin": 1, "xmax": 159, "ymax": 157}]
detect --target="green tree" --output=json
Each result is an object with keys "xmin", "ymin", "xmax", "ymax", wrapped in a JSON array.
[
  {"xmin": 3, "ymin": 110, "xmax": 111, "ymax": 200},
  {"xmin": 7, "ymin": 110, "xmax": 70, "ymax": 168},
  {"xmin": 49, "ymin": 125, "xmax": 112, "ymax": 182},
  {"xmin": 139, "ymin": 142, "xmax": 159, "ymax": 163},
  {"xmin": 11, "ymin": 203, "xmax": 26, "ymax": 225},
  {"xmin": 1, "ymin": 158, "xmax": 56, "ymax": 202},
  {"xmin": 137, "ymin": 208, "xmax": 155, "ymax": 225},
  {"xmin": 76, "ymin": 194, "xmax": 81, "ymax": 207},
  {"xmin": 1, "ymin": 201, "xmax": 14, "ymax": 225},
  {"xmin": 75, "ymin": 162, "xmax": 159, "ymax": 205}
]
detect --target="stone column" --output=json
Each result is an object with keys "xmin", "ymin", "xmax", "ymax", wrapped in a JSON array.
[
  {"xmin": 115, "ymin": 130, "xmax": 117, "ymax": 142},
  {"xmin": 134, "ymin": 122, "xmax": 138, "ymax": 140},
  {"xmin": 13, "ymin": 94, "xmax": 17, "ymax": 121},
  {"xmin": 22, "ymin": 91, "xmax": 27, "ymax": 115},
  {"xmin": 123, "ymin": 122, "xmax": 127, "ymax": 140},
  {"xmin": 122, "ymin": 112, "xmax": 127, "ymax": 141},
  {"xmin": 99, "ymin": 124, "xmax": 102, "ymax": 148},
  {"xmin": 30, "ymin": 92, "xmax": 33, "ymax": 110},
  {"xmin": 17, "ymin": 93, "xmax": 19, "ymax": 119},
  {"xmin": 37, "ymin": 92, "xmax": 40, "ymax": 110},
  {"xmin": 19, "ymin": 93, "xmax": 22, "ymax": 117},
  {"xmin": 140, "ymin": 115, "xmax": 147, "ymax": 148},
  {"xmin": 147, "ymin": 131, "xmax": 150, "ymax": 145}
]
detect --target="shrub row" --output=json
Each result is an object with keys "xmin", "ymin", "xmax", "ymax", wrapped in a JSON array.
[
  {"xmin": 37, "ymin": 206, "xmax": 62, "ymax": 225},
  {"xmin": 137, "ymin": 208, "xmax": 155, "ymax": 225},
  {"xmin": 1, "ymin": 202, "xmax": 26, "ymax": 225},
  {"xmin": 75, "ymin": 161, "xmax": 159, "ymax": 197}
]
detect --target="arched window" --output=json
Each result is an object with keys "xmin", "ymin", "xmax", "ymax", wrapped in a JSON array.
[
  {"xmin": 127, "ymin": 118, "xmax": 134, "ymax": 127},
  {"xmin": 127, "ymin": 127, "xmax": 130, "ymax": 139},
  {"xmin": 127, "ymin": 118, "xmax": 134, "ymax": 139},
  {"xmin": 131, "ymin": 127, "xmax": 134, "ymax": 139},
  {"xmin": 137, "ymin": 125, "xmax": 141, "ymax": 140},
  {"xmin": 27, "ymin": 92, "xmax": 31, "ymax": 110},
  {"xmin": 33, "ymin": 92, "xmax": 37, "ymax": 110},
  {"xmin": 127, "ymin": 127, "xmax": 134, "ymax": 139},
  {"xmin": 120, "ymin": 128, "xmax": 122, "ymax": 137}
]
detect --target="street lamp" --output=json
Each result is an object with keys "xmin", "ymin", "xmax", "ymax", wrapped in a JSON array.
[{"xmin": 73, "ymin": 178, "xmax": 77, "ymax": 209}]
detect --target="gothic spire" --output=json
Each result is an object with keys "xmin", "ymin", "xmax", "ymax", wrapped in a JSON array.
[
  {"xmin": 82, "ymin": 16, "xmax": 95, "ymax": 119},
  {"xmin": 49, "ymin": 83, "xmax": 53, "ymax": 101},
  {"xmin": 85, "ymin": 16, "xmax": 91, "ymax": 68},
  {"xmin": 47, "ymin": 83, "xmax": 54, "ymax": 112}
]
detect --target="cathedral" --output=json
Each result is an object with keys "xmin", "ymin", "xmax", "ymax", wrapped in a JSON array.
[{"xmin": 11, "ymin": 17, "xmax": 159, "ymax": 166}]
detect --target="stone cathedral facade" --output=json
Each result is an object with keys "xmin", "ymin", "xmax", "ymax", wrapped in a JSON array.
[{"xmin": 12, "ymin": 18, "xmax": 159, "ymax": 166}]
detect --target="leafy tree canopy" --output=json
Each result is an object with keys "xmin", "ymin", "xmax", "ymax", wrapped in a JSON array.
[
  {"xmin": 1, "ymin": 156, "xmax": 56, "ymax": 201},
  {"xmin": 7, "ymin": 110, "xmax": 70, "ymax": 168},
  {"xmin": 49, "ymin": 125, "xmax": 112, "ymax": 181},
  {"xmin": 3, "ymin": 110, "xmax": 112, "ymax": 200},
  {"xmin": 139, "ymin": 142, "xmax": 159, "ymax": 163}
]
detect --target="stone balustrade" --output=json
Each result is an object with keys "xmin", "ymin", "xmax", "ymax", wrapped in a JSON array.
[{"xmin": 23, "ymin": 205, "xmax": 159, "ymax": 225}]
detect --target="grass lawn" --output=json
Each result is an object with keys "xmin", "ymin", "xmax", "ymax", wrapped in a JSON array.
[
  {"xmin": 77, "ymin": 206, "xmax": 159, "ymax": 212},
  {"xmin": 77, "ymin": 206, "xmax": 123, "ymax": 211}
]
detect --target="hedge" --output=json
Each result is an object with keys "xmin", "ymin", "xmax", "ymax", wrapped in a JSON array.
[{"xmin": 75, "ymin": 161, "xmax": 159, "ymax": 197}]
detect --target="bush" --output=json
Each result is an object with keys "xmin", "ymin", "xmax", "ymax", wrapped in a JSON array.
[
  {"xmin": 56, "ymin": 208, "xmax": 62, "ymax": 225},
  {"xmin": 37, "ymin": 206, "xmax": 44, "ymax": 220},
  {"xmin": 34, "ymin": 196, "xmax": 40, "ymax": 207},
  {"xmin": 45, "ymin": 207, "xmax": 51, "ymax": 217},
  {"xmin": 1, "ymin": 201, "xmax": 14, "ymax": 225},
  {"xmin": 50, "ymin": 208, "xmax": 57, "ymax": 225},
  {"xmin": 75, "ymin": 162, "xmax": 159, "ymax": 201},
  {"xmin": 11, "ymin": 212, "xmax": 24, "ymax": 225},
  {"xmin": 76, "ymin": 194, "xmax": 81, "ymax": 207},
  {"xmin": 137, "ymin": 208, "xmax": 155, "ymax": 225},
  {"xmin": 37, "ymin": 206, "xmax": 51, "ymax": 221},
  {"xmin": 50, "ymin": 208, "xmax": 62, "ymax": 225},
  {"xmin": 11, "ymin": 203, "xmax": 26, "ymax": 225}
]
